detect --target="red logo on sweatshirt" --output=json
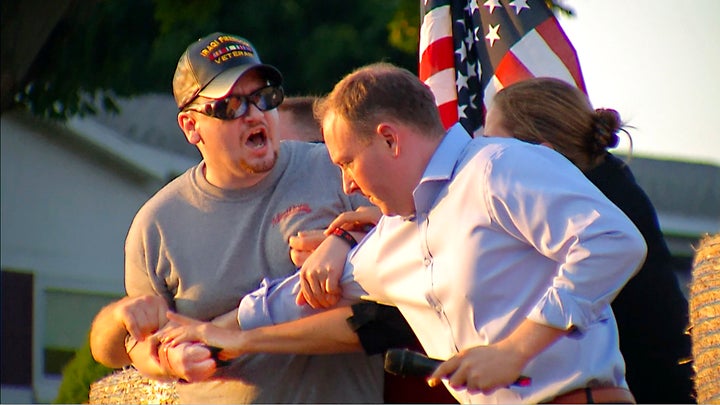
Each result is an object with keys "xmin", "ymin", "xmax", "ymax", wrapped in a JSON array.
[{"xmin": 272, "ymin": 203, "xmax": 312, "ymax": 225}]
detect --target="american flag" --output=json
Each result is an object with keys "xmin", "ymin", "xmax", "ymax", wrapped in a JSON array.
[{"xmin": 419, "ymin": 0, "xmax": 586, "ymax": 136}]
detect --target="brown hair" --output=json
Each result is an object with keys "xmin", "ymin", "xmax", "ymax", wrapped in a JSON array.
[
  {"xmin": 278, "ymin": 96, "xmax": 322, "ymax": 142},
  {"xmin": 492, "ymin": 77, "xmax": 627, "ymax": 172},
  {"xmin": 314, "ymin": 63, "xmax": 445, "ymax": 142}
]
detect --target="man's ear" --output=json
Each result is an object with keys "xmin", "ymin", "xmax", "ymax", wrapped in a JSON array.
[
  {"xmin": 376, "ymin": 123, "xmax": 400, "ymax": 157},
  {"xmin": 178, "ymin": 112, "xmax": 201, "ymax": 145}
]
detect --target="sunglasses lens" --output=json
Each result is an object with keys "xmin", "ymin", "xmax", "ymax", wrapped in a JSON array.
[
  {"xmin": 254, "ymin": 86, "xmax": 284, "ymax": 111},
  {"xmin": 187, "ymin": 86, "xmax": 283, "ymax": 120},
  {"xmin": 201, "ymin": 103, "xmax": 214, "ymax": 116},
  {"xmin": 224, "ymin": 97, "xmax": 248, "ymax": 119}
]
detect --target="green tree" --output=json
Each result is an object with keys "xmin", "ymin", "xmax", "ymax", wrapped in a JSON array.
[
  {"xmin": 1, "ymin": 0, "xmax": 573, "ymax": 120},
  {"xmin": 53, "ymin": 334, "xmax": 113, "ymax": 404},
  {"xmin": 2, "ymin": 0, "xmax": 419, "ymax": 120}
]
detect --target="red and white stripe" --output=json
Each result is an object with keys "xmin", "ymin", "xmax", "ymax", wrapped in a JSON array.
[
  {"xmin": 419, "ymin": 4, "xmax": 458, "ymax": 130},
  {"xmin": 419, "ymin": 1, "xmax": 586, "ymax": 132}
]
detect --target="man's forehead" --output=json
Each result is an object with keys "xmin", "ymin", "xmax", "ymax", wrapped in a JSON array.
[
  {"xmin": 321, "ymin": 115, "xmax": 337, "ymax": 145},
  {"xmin": 322, "ymin": 112, "xmax": 349, "ymax": 160}
]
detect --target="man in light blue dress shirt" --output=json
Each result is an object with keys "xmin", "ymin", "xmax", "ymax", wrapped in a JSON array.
[{"xmin": 159, "ymin": 63, "xmax": 646, "ymax": 404}]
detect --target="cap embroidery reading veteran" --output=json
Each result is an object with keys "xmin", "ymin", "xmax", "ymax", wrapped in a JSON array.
[{"xmin": 173, "ymin": 32, "xmax": 283, "ymax": 110}]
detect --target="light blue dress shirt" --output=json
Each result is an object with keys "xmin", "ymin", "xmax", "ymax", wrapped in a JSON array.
[{"xmin": 238, "ymin": 124, "xmax": 647, "ymax": 403}]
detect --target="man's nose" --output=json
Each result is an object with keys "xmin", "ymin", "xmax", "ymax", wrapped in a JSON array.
[{"xmin": 342, "ymin": 173, "xmax": 358, "ymax": 195}]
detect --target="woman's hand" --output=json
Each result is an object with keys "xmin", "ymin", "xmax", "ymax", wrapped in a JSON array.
[{"xmin": 156, "ymin": 312, "xmax": 246, "ymax": 361}]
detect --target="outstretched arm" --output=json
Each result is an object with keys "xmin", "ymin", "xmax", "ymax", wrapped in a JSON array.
[
  {"xmin": 90, "ymin": 295, "xmax": 217, "ymax": 382},
  {"xmin": 157, "ymin": 307, "xmax": 361, "ymax": 361}
]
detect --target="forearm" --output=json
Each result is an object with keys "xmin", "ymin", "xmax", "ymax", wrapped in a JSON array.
[
  {"xmin": 496, "ymin": 318, "xmax": 567, "ymax": 367},
  {"xmin": 239, "ymin": 306, "xmax": 362, "ymax": 354},
  {"xmin": 89, "ymin": 302, "xmax": 132, "ymax": 368},
  {"xmin": 429, "ymin": 318, "xmax": 569, "ymax": 390},
  {"xmin": 126, "ymin": 337, "xmax": 172, "ymax": 381},
  {"xmin": 125, "ymin": 336, "xmax": 212, "ymax": 383},
  {"xmin": 90, "ymin": 294, "xmax": 169, "ymax": 369},
  {"xmin": 212, "ymin": 309, "xmax": 241, "ymax": 329}
]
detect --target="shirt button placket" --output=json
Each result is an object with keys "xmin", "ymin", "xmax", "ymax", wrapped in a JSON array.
[{"xmin": 420, "ymin": 212, "xmax": 455, "ymax": 349}]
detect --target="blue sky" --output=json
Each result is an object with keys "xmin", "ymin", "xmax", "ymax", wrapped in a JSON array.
[{"xmin": 557, "ymin": 0, "xmax": 719, "ymax": 165}]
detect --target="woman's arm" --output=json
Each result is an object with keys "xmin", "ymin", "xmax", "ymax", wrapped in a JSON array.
[{"xmin": 158, "ymin": 307, "xmax": 362, "ymax": 361}]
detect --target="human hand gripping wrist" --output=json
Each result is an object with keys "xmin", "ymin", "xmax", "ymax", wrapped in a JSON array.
[
  {"xmin": 156, "ymin": 339, "xmax": 217, "ymax": 383},
  {"xmin": 290, "ymin": 207, "xmax": 378, "ymax": 308},
  {"xmin": 124, "ymin": 330, "xmax": 177, "ymax": 382},
  {"xmin": 152, "ymin": 313, "xmax": 230, "ymax": 383},
  {"xmin": 155, "ymin": 312, "xmax": 247, "ymax": 366},
  {"xmin": 115, "ymin": 295, "xmax": 169, "ymax": 341},
  {"xmin": 110, "ymin": 296, "xmax": 172, "ymax": 376},
  {"xmin": 296, "ymin": 235, "xmax": 351, "ymax": 308}
]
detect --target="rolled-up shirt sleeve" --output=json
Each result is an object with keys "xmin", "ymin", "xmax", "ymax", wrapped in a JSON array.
[
  {"xmin": 485, "ymin": 146, "xmax": 647, "ymax": 333},
  {"xmin": 528, "ymin": 221, "xmax": 647, "ymax": 332}
]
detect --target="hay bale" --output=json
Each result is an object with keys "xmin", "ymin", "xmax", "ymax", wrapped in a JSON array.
[
  {"xmin": 689, "ymin": 233, "xmax": 720, "ymax": 404},
  {"xmin": 88, "ymin": 367, "xmax": 178, "ymax": 404}
]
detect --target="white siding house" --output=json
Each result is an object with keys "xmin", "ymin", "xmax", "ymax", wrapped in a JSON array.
[{"xmin": 1, "ymin": 97, "xmax": 198, "ymax": 403}]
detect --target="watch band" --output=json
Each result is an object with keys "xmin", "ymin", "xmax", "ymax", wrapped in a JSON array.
[{"xmin": 331, "ymin": 227, "xmax": 358, "ymax": 248}]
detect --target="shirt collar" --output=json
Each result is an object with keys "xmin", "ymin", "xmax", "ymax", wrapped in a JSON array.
[
  {"xmin": 412, "ymin": 123, "xmax": 472, "ymax": 215},
  {"xmin": 422, "ymin": 123, "xmax": 472, "ymax": 183}
]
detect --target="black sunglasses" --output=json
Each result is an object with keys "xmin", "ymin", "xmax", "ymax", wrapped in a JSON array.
[{"xmin": 184, "ymin": 85, "xmax": 284, "ymax": 120}]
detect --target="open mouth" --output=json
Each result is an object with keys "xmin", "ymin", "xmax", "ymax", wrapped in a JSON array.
[{"xmin": 246, "ymin": 128, "xmax": 268, "ymax": 149}]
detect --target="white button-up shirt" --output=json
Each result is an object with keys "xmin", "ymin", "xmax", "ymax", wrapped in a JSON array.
[{"xmin": 239, "ymin": 124, "xmax": 647, "ymax": 403}]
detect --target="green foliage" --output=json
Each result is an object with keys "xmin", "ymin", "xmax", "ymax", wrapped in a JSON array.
[
  {"xmin": 11, "ymin": 0, "xmax": 572, "ymax": 120},
  {"xmin": 14, "ymin": 0, "xmax": 161, "ymax": 119},
  {"xmin": 12, "ymin": 0, "xmax": 418, "ymax": 120},
  {"xmin": 388, "ymin": 1, "xmax": 421, "ymax": 54},
  {"xmin": 53, "ymin": 335, "xmax": 114, "ymax": 404}
]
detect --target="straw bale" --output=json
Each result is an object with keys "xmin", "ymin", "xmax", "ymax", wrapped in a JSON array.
[
  {"xmin": 88, "ymin": 366, "xmax": 178, "ymax": 404},
  {"xmin": 689, "ymin": 233, "xmax": 720, "ymax": 404}
]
